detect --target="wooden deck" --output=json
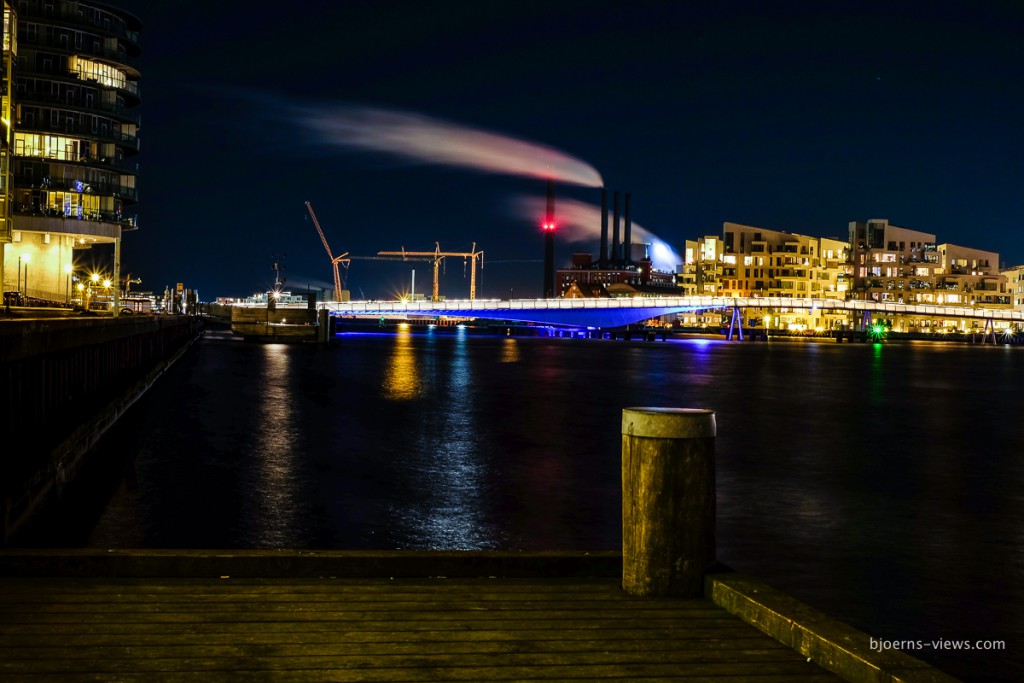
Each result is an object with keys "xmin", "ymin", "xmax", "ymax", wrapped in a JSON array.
[{"xmin": 0, "ymin": 575, "xmax": 842, "ymax": 682}]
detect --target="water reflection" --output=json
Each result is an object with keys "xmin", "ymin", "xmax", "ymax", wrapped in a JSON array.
[
  {"xmin": 254, "ymin": 344, "xmax": 299, "ymax": 546},
  {"xmin": 500, "ymin": 337, "xmax": 520, "ymax": 363},
  {"xmin": 383, "ymin": 324, "xmax": 421, "ymax": 400},
  {"xmin": 401, "ymin": 328, "xmax": 493, "ymax": 548}
]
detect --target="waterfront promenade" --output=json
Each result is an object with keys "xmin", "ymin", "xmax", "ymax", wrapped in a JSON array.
[{"xmin": 0, "ymin": 550, "xmax": 957, "ymax": 682}]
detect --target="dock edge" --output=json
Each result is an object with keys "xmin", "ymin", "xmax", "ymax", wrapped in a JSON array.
[{"xmin": 707, "ymin": 571, "xmax": 962, "ymax": 683}]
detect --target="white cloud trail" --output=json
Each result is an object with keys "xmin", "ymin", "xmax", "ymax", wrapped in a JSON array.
[{"xmin": 296, "ymin": 104, "xmax": 603, "ymax": 188}]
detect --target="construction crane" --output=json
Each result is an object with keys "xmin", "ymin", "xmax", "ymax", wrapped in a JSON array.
[
  {"xmin": 376, "ymin": 243, "xmax": 484, "ymax": 301},
  {"xmin": 304, "ymin": 201, "xmax": 350, "ymax": 302}
]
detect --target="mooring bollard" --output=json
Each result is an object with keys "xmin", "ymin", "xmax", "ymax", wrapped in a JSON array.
[{"xmin": 622, "ymin": 407, "xmax": 716, "ymax": 597}]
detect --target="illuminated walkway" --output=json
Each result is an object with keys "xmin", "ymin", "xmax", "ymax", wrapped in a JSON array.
[{"xmin": 306, "ymin": 296, "xmax": 1024, "ymax": 329}]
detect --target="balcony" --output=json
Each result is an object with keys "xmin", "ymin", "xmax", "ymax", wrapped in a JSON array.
[
  {"xmin": 12, "ymin": 177, "xmax": 137, "ymax": 202},
  {"xmin": 19, "ymin": 5, "xmax": 141, "ymax": 55}
]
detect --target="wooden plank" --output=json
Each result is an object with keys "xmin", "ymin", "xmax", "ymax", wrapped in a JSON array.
[
  {"xmin": 0, "ymin": 656, "xmax": 835, "ymax": 677},
  {"xmin": 0, "ymin": 604, "xmax": 731, "ymax": 620},
  {"xmin": 0, "ymin": 618, "xmax": 754, "ymax": 637},
  {"xmin": 0, "ymin": 671, "xmax": 841, "ymax": 683},
  {"xmin": 0, "ymin": 576, "xmax": 842, "ymax": 681},
  {"xmin": 0, "ymin": 580, "xmax": 664, "ymax": 592},
  {"xmin": 0, "ymin": 634, "xmax": 788, "ymax": 653}
]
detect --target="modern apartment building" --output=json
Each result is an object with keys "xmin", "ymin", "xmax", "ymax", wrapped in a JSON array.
[
  {"xmin": 679, "ymin": 222, "xmax": 851, "ymax": 331},
  {"xmin": 717, "ymin": 222, "xmax": 850, "ymax": 301},
  {"xmin": 680, "ymin": 235, "xmax": 723, "ymax": 296},
  {"xmin": 1000, "ymin": 264, "xmax": 1024, "ymax": 310},
  {"xmin": 846, "ymin": 218, "xmax": 1010, "ymax": 313},
  {"xmin": 674, "ymin": 218, "xmax": 1016, "ymax": 333},
  {"xmin": 2, "ymin": 0, "xmax": 140, "ymax": 307},
  {"xmin": 847, "ymin": 218, "xmax": 940, "ymax": 303}
]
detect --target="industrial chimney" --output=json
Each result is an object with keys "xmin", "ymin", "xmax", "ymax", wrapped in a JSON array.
[
  {"xmin": 612, "ymin": 191, "xmax": 621, "ymax": 267},
  {"xmin": 624, "ymin": 192, "xmax": 632, "ymax": 267},
  {"xmin": 543, "ymin": 179, "xmax": 555, "ymax": 298},
  {"xmin": 599, "ymin": 188, "xmax": 608, "ymax": 269}
]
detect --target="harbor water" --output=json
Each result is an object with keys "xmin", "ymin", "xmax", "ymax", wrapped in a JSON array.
[{"xmin": 18, "ymin": 326, "xmax": 1024, "ymax": 682}]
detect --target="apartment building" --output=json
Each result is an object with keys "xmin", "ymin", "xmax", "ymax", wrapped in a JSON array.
[
  {"xmin": 2, "ymin": 0, "xmax": 140, "ymax": 306},
  {"xmin": 679, "ymin": 235, "xmax": 722, "ymax": 296},
  {"xmin": 1000, "ymin": 264, "xmax": 1024, "ymax": 310},
  {"xmin": 676, "ymin": 223, "xmax": 852, "ymax": 331},
  {"xmin": 847, "ymin": 219, "xmax": 1010, "ymax": 314}
]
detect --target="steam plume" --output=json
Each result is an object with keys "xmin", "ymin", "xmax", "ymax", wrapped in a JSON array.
[{"xmin": 295, "ymin": 104, "xmax": 603, "ymax": 187}]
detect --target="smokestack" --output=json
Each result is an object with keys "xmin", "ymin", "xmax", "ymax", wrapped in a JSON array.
[
  {"xmin": 599, "ymin": 188, "xmax": 608, "ymax": 269},
  {"xmin": 612, "ymin": 191, "xmax": 620, "ymax": 267},
  {"xmin": 543, "ymin": 179, "xmax": 555, "ymax": 298},
  {"xmin": 624, "ymin": 192, "xmax": 632, "ymax": 266}
]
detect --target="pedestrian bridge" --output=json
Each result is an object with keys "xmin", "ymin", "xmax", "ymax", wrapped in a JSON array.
[{"xmin": 315, "ymin": 296, "xmax": 1024, "ymax": 329}]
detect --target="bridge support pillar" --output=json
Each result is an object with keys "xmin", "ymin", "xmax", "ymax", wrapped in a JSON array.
[
  {"xmin": 726, "ymin": 306, "xmax": 744, "ymax": 341},
  {"xmin": 982, "ymin": 318, "xmax": 996, "ymax": 345},
  {"xmin": 861, "ymin": 309, "xmax": 872, "ymax": 331}
]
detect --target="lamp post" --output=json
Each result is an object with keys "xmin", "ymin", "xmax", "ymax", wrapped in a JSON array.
[
  {"xmin": 87, "ymin": 272, "xmax": 100, "ymax": 311},
  {"xmin": 64, "ymin": 264, "xmax": 73, "ymax": 305},
  {"xmin": 21, "ymin": 253, "xmax": 30, "ymax": 300}
]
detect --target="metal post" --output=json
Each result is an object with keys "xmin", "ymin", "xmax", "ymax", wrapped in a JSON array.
[
  {"xmin": 113, "ymin": 237, "xmax": 121, "ymax": 318},
  {"xmin": 622, "ymin": 407, "xmax": 716, "ymax": 597}
]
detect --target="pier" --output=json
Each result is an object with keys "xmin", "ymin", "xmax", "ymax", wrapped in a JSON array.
[
  {"xmin": 0, "ymin": 313, "xmax": 202, "ymax": 543},
  {"xmin": 0, "ymin": 549, "xmax": 959, "ymax": 682}
]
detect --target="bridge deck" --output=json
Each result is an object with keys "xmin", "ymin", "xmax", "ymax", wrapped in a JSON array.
[
  {"xmin": 0, "ymin": 575, "xmax": 841, "ymax": 682},
  {"xmin": 293, "ymin": 295, "xmax": 1024, "ymax": 328}
]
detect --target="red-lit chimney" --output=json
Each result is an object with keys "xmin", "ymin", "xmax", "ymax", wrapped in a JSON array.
[{"xmin": 543, "ymin": 179, "xmax": 555, "ymax": 298}]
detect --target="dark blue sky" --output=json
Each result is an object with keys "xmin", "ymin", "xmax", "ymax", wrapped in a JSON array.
[{"xmin": 110, "ymin": 0, "xmax": 1023, "ymax": 299}]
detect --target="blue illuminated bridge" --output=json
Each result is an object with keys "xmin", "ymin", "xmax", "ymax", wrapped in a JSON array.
[{"xmin": 314, "ymin": 296, "xmax": 1024, "ymax": 330}]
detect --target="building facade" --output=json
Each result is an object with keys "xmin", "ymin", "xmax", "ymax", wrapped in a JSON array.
[
  {"xmin": 676, "ymin": 218, "xmax": 1016, "ymax": 334},
  {"xmin": 846, "ymin": 218, "xmax": 1010, "ymax": 324},
  {"xmin": 1000, "ymin": 264, "xmax": 1024, "ymax": 310},
  {"xmin": 2, "ymin": 0, "xmax": 140, "ymax": 307},
  {"xmin": 676, "ymin": 222, "xmax": 852, "ymax": 331},
  {"xmin": 557, "ymin": 251, "xmax": 676, "ymax": 298},
  {"xmin": 680, "ymin": 235, "xmax": 723, "ymax": 296}
]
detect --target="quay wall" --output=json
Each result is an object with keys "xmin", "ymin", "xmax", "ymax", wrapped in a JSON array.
[{"xmin": 0, "ymin": 316, "xmax": 201, "ymax": 544}]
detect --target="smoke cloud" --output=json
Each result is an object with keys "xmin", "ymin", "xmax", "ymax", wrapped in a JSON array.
[
  {"xmin": 294, "ymin": 104, "xmax": 603, "ymax": 188},
  {"xmin": 513, "ymin": 196, "xmax": 684, "ymax": 272}
]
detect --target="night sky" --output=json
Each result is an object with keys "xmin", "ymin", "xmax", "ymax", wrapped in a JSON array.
[{"xmin": 108, "ymin": 0, "xmax": 1023, "ymax": 300}]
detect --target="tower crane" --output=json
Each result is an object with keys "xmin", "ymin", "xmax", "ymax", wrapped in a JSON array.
[
  {"xmin": 376, "ymin": 243, "xmax": 484, "ymax": 302},
  {"xmin": 304, "ymin": 201, "xmax": 350, "ymax": 302}
]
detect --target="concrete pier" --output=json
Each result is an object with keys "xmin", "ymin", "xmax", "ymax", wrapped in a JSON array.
[{"xmin": 0, "ymin": 315, "xmax": 201, "ymax": 543}]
